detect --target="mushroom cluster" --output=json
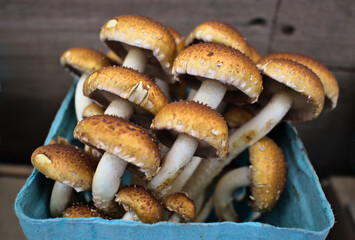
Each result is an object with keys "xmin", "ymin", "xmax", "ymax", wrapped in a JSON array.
[{"xmin": 30, "ymin": 15, "xmax": 338, "ymax": 225}]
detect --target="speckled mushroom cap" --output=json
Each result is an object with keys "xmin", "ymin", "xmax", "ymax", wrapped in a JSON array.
[
  {"xmin": 223, "ymin": 107, "xmax": 253, "ymax": 128},
  {"xmin": 248, "ymin": 44, "xmax": 263, "ymax": 64},
  {"xmin": 83, "ymin": 66, "xmax": 168, "ymax": 116},
  {"xmin": 73, "ymin": 115, "xmax": 160, "ymax": 180},
  {"xmin": 31, "ymin": 144, "xmax": 97, "ymax": 192},
  {"xmin": 63, "ymin": 203, "xmax": 108, "ymax": 219},
  {"xmin": 163, "ymin": 192, "xmax": 195, "ymax": 222},
  {"xmin": 100, "ymin": 15, "xmax": 176, "ymax": 77},
  {"xmin": 248, "ymin": 137, "xmax": 287, "ymax": 212},
  {"xmin": 257, "ymin": 58, "xmax": 325, "ymax": 121},
  {"xmin": 151, "ymin": 101, "xmax": 228, "ymax": 158},
  {"xmin": 115, "ymin": 185, "xmax": 162, "ymax": 223},
  {"xmin": 82, "ymin": 103, "xmax": 105, "ymax": 119},
  {"xmin": 60, "ymin": 47, "xmax": 112, "ymax": 78},
  {"xmin": 259, "ymin": 52, "xmax": 339, "ymax": 111},
  {"xmin": 173, "ymin": 43, "xmax": 263, "ymax": 104},
  {"xmin": 166, "ymin": 26, "xmax": 185, "ymax": 54}
]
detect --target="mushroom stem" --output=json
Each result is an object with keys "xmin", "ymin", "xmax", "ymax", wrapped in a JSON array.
[
  {"xmin": 122, "ymin": 46, "xmax": 148, "ymax": 73},
  {"xmin": 194, "ymin": 195, "xmax": 213, "ymax": 223},
  {"xmin": 104, "ymin": 98, "xmax": 134, "ymax": 120},
  {"xmin": 169, "ymin": 213, "xmax": 182, "ymax": 223},
  {"xmin": 192, "ymin": 79, "xmax": 228, "ymax": 109},
  {"xmin": 75, "ymin": 73, "xmax": 92, "ymax": 122},
  {"xmin": 122, "ymin": 210, "xmax": 138, "ymax": 221},
  {"xmin": 184, "ymin": 92, "xmax": 292, "ymax": 200},
  {"xmin": 155, "ymin": 77, "xmax": 170, "ymax": 100},
  {"xmin": 50, "ymin": 181, "xmax": 74, "ymax": 217},
  {"xmin": 92, "ymin": 152, "xmax": 128, "ymax": 213},
  {"xmin": 148, "ymin": 134, "xmax": 199, "ymax": 197},
  {"xmin": 213, "ymin": 166, "xmax": 251, "ymax": 222}
]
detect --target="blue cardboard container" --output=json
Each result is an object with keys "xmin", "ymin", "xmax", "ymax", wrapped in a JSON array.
[{"xmin": 15, "ymin": 82, "xmax": 334, "ymax": 240}]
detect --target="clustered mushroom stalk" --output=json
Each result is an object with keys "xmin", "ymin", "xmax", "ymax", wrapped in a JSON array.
[
  {"xmin": 50, "ymin": 181, "xmax": 74, "ymax": 217},
  {"xmin": 75, "ymin": 73, "xmax": 92, "ymax": 122}
]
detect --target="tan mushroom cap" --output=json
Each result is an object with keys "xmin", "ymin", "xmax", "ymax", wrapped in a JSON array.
[
  {"xmin": 63, "ymin": 203, "xmax": 108, "ymax": 219},
  {"xmin": 73, "ymin": 115, "xmax": 160, "ymax": 180},
  {"xmin": 166, "ymin": 26, "xmax": 185, "ymax": 54},
  {"xmin": 248, "ymin": 137, "xmax": 287, "ymax": 212},
  {"xmin": 31, "ymin": 144, "xmax": 97, "ymax": 192},
  {"xmin": 100, "ymin": 15, "xmax": 176, "ymax": 76},
  {"xmin": 223, "ymin": 107, "xmax": 253, "ymax": 128},
  {"xmin": 163, "ymin": 192, "xmax": 195, "ymax": 221},
  {"xmin": 106, "ymin": 50, "xmax": 123, "ymax": 65},
  {"xmin": 260, "ymin": 52, "xmax": 339, "ymax": 110},
  {"xmin": 83, "ymin": 66, "xmax": 168, "ymax": 116},
  {"xmin": 257, "ymin": 58, "xmax": 325, "ymax": 121},
  {"xmin": 248, "ymin": 44, "xmax": 263, "ymax": 64},
  {"xmin": 151, "ymin": 101, "xmax": 228, "ymax": 158},
  {"xmin": 82, "ymin": 103, "xmax": 105, "ymax": 119},
  {"xmin": 173, "ymin": 43, "xmax": 263, "ymax": 104},
  {"xmin": 115, "ymin": 185, "xmax": 162, "ymax": 223},
  {"xmin": 60, "ymin": 47, "xmax": 112, "ymax": 77}
]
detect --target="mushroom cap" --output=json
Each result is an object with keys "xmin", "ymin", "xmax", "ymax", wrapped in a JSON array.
[
  {"xmin": 73, "ymin": 115, "xmax": 160, "ymax": 180},
  {"xmin": 60, "ymin": 47, "xmax": 112, "ymax": 78},
  {"xmin": 63, "ymin": 203, "xmax": 108, "ymax": 219},
  {"xmin": 248, "ymin": 44, "xmax": 263, "ymax": 64},
  {"xmin": 166, "ymin": 26, "xmax": 185, "ymax": 54},
  {"xmin": 173, "ymin": 43, "xmax": 263, "ymax": 104},
  {"xmin": 100, "ymin": 15, "xmax": 176, "ymax": 77},
  {"xmin": 83, "ymin": 66, "xmax": 168, "ymax": 116},
  {"xmin": 82, "ymin": 103, "xmax": 105, "ymax": 119},
  {"xmin": 257, "ymin": 58, "xmax": 325, "ymax": 121},
  {"xmin": 115, "ymin": 185, "xmax": 162, "ymax": 223},
  {"xmin": 248, "ymin": 137, "xmax": 287, "ymax": 212},
  {"xmin": 31, "ymin": 144, "xmax": 97, "ymax": 192},
  {"xmin": 151, "ymin": 101, "xmax": 228, "ymax": 158},
  {"xmin": 223, "ymin": 107, "xmax": 253, "ymax": 128},
  {"xmin": 163, "ymin": 192, "xmax": 195, "ymax": 222},
  {"xmin": 259, "ymin": 52, "xmax": 339, "ymax": 110},
  {"xmin": 106, "ymin": 50, "xmax": 123, "ymax": 65}
]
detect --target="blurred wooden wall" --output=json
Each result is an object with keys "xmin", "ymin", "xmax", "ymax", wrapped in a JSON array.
[{"xmin": 1, "ymin": 0, "xmax": 354, "ymax": 178}]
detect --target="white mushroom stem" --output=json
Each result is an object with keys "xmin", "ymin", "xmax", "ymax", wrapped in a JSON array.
[
  {"xmin": 155, "ymin": 77, "xmax": 170, "ymax": 100},
  {"xmin": 148, "ymin": 134, "xmax": 199, "ymax": 198},
  {"xmin": 213, "ymin": 166, "xmax": 251, "ymax": 222},
  {"xmin": 194, "ymin": 195, "xmax": 213, "ymax": 223},
  {"xmin": 183, "ymin": 92, "xmax": 293, "ymax": 200},
  {"xmin": 122, "ymin": 46, "xmax": 148, "ymax": 73},
  {"xmin": 169, "ymin": 213, "xmax": 182, "ymax": 223},
  {"xmin": 192, "ymin": 79, "xmax": 228, "ymax": 109},
  {"xmin": 50, "ymin": 181, "xmax": 73, "ymax": 217},
  {"xmin": 104, "ymin": 98, "xmax": 134, "ymax": 120},
  {"xmin": 75, "ymin": 73, "xmax": 92, "ymax": 122},
  {"xmin": 122, "ymin": 210, "xmax": 138, "ymax": 221}
]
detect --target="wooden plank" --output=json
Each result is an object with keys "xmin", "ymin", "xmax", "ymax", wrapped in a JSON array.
[{"xmin": 271, "ymin": 0, "xmax": 355, "ymax": 68}]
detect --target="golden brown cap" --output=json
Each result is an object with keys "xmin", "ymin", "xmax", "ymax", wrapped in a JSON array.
[
  {"xmin": 48, "ymin": 136, "xmax": 71, "ymax": 145},
  {"xmin": 248, "ymin": 44, "xmax": 263, "ymax": 64},
  {"xmin": 151, "ymin": 101, "xmax": 228, "ymax": 158},
  {"xmin": 166, "ymin": 26, "xmax": 185, "ymax": 54},
  {"xmin": 106, "ymin": 50, "xmax": 123, "ymax": 65},
  {"xmin": 73, "ymin": 115, "xmax": 160, "ymax": 180},
  {"xmin": 223, "ymin": 107, "xmax": 253, "ymax": 128},
  {"xmin": 173, "ymin": 43, "xmax": 263, "ymax": 104},
  {"xmin": 82, "ymin": 103, "xmax": 105, "ymax": 119},
  {"xmin": 257, "ymin": 58, "xmax": 325, "ymax": 121},
  {"xmin": 60, "ymin": 47, "xmax": 112, "ymax": 78},
  {"xmin": 163, "ymin": 192, "xmax": 195, "ymax": 222},
  {"xmin": 100, "ymin": 15, "xmax": 176, "ymax": 76},
  {"xmin": 115, "ymin": 185, "xmax": 162, "ymax": 223},
  {"xmin": 63, "ymin": 203, "xmax": 108, "ymax": 219},
  {"xmin": 31, "ymin": 144, "xmax": 97, "ymax": 192},
  {"xmin": 248, "ymin": 137, "xmax": 287, "ymax": 212},
  {"xmin": 83, "ymin": 66, "xmax": 168, "ymax": 116},
  {"xmin": 260, "ymin": 52, "xmax": 339, "ymax": 111}
]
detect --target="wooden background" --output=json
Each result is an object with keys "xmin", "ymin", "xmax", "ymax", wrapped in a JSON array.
[{"xmin": 1, "ymin": 0, "xmax": 354, "ymax": 179}]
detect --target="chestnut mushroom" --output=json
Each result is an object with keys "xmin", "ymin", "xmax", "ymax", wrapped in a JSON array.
[
  {"xmin": 163, "ymin": 192, "xmax": 195, "ymax": 222},
  {"xmin": 63, "ymin": 203, "xmax": 108, "ymax": 219},
  {"xmin": 31, "ymin": 144, "xmax": 97, "ymax": 217},
  {"xmin": 213, "ymin": 137, "xmax": 287, "ymax": 222}
]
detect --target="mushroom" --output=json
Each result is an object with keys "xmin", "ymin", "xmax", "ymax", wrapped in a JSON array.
[
  {"xmin": 115, "ymin": 185, "xmax": 162, "ymax": 223},
  {"xmin": 63, "ymin": 203, "xmax": 109, "ymax": 219},
  {"xmin": 163, "ymin": 192, "xmax": 195, "ymax": 223},
  {"xmin": 60, "ymin": 47, "xmax": 112, "ymax": 121},
  {"xmin": 172, "ymin": 42, "xmax": 262, "ymax": 109},
  {"xmin": 213, "ymin": 137, "xmax": 287, "ymax": 222},
  {"xmin": 148, "ymin": 100, "xmax": 228, "ymax": 198},
  {"xmin": 73, "ymin": 115, "xmax": 160, "ymax": 214},
  {"xmin": 31, "ymin": 144, "xmax": 97, "ymax": 217},
  {"xmin": 183, "ymin": 58, "xmax": 326, "ymax": 201}
]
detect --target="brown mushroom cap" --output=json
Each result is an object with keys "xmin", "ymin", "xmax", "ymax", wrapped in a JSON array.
[
  {"xmin": 83, "ymin": 66, "xmax": 168, "ymax": 116},
  {"xmin": 106, "ymin": 50, "xmax": 123, "ymax": 65},
  {"xmin": 257, "ymin": 58, "xmax": 325, "ymax": 121},
  {"xmin": 223, "ymin": 107, "xmax": 254, "ymax": 128},
  {"xmin": 60, "ymin": 47, "xmax": 112, "ymax": 78},
  {"xmin": 259, "ymin": 52, "xmax": 339, "ymax": 110},
  {"xmin": 248, "ymin": 137, "xmax": 287, "ymax": 212},
  {"xmin": 248, "ymin": 44, "xmax": 263, "ymax": 64},
  {"xmin": 63, "ymin": 203, "xmax": 108, "ymax": 219},
  {"xmin": 151, "ymin": 101, "xmax": 228, "ymax": 158},
  {"xmin": 115, "ymin": 185, "xmax": 162, "ymax": 223},
  {"xmin": 100, "ymin": 15, "xmax": 176, "ymax": 77},
  {"xmin": 163, "ymin": 192, "xmax": 195, "ymax": 222},
  {"xmin": 31, "ymin": 144, "xmax": 97, "ymax": 191},
  {"xmin": 173, "ymin": 43, "xmax": 263, "ymax": 104},
  {"xmin": 166, "ymin": 26, "xmax": 185, "ymax": 54},
  {"xmin": 82, "ymin": 103, "xmax": 105, "ymax": 119},
  {"xmin": 73, "ymin": 115, "xmax": 160, "ymax": 179}
]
